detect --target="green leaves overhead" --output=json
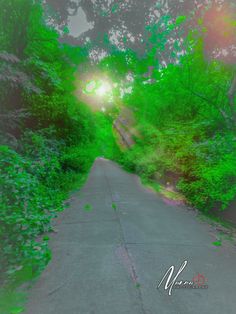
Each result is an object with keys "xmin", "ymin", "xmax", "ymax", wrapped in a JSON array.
[{"xmin": 120, "ymin": 27, "xmax": 236, "ymax": 213}]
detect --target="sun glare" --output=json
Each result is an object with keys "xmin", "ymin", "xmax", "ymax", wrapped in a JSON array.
[
  {"xmin": 80, "ymin": 77, "xmax": 114, "ymax": 112},
  {"xmin": 95, "ymin": 81, "xmax": 112, "ymax": 97},
  {"xmin": 84, "ymin": 79, "xmax": 112, "ymax": 98}
]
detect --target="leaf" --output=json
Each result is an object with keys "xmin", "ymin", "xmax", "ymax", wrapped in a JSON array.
[
  {"xmin": 11, "ymin": 307, "xmax": 24, "ymax": 314},
  {"xmin": 63, "ymin": 26, "xmax": 70, "ymax": 34},
  {"xmin": 212, "ymin": 241, "xmax": 222, "ymax": 247},
  {"xmin": 175, "ymin": 15, "xmax": 186, "ymax": 26},
  {"xmin": 112, "ymin": 4, "xmax": 119, "ymax": 13}
]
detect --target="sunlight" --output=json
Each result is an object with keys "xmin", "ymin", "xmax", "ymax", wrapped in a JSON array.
[
  {"xmin": 83, "ymin": 80, "xmax": 112, "ymax": 98},
  {"xmin": 95, "ymin": 81, "xmax": 112, "ymax": 97},
  {"xmin": 79, "ymin": 77, "xmax": 115, "ymax": 112}
]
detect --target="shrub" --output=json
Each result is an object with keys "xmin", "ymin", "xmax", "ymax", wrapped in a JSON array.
[{"xmin": 0, "ymin": 145, "xmax": 64, "ymax": 279}]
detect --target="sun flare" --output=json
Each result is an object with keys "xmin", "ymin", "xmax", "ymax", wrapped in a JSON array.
[{"xmin": 95, "ymin": 81, "xmax": 112, "ymax": 97}]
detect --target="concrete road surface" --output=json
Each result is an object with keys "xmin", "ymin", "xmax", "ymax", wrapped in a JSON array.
[{"xmin": 24, "ymin": 158, "xmax": 236, "ymax": 314}]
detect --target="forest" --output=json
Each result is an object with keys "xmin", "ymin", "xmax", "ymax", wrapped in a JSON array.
[
  {"xmin": 0, "ymin": 0, "xmax": 236, "ymax": 311},
  {"xmin": 0, "ymin": 0, "xmax": 120, "ymax": 295}
]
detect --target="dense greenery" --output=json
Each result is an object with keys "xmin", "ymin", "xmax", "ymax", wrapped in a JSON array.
[
  {"xmin": 0, "ymin": 0, "xmax": 120, "ymax": 289},
  {"xmin": 0, "ymin": 2, "xmax": 235, "ymax": 308},
  {"xmin": 97, "ymin": 14, "xmax": 236, "ymax": 213}
]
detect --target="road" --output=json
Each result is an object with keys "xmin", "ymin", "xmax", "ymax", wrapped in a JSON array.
[{"xmin": 24, "ymin": 158, "xmax": 236, "ymax": 314}]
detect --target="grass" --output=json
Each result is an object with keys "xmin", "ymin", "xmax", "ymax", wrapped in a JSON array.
[
  {"xmin": 0, "ymin": 289, "xmax": 25, "ymax": 314},
  {"xmin": 139, "ymin": 175, "xmax": 186, "ymax": 204},
  {"xmin": 140, "ymin": 177, "xmax": 161, "ymax": 193},
  {"xmin": 0, "ymin": 263, "xmax": 40, "ymax": 314}
]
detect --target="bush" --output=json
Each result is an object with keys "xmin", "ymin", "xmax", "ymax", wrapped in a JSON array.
[
  {"xmin": 0, "ymin": 145, "xmax": 64, "ymax": 279},
  {"xmin": 121, "ymin": 121, "xmax": 236, "ymax": 213},
  {"xmin": 119, "ymin": 35, "xmax": 236, "ymax": 213},
  {"xmin": 61, "ymin": 144, "xmax": 97, "ymax": 173},
  {"xmin": 178, "ymin": 135, "xmax": 236, "ymax": 211}
]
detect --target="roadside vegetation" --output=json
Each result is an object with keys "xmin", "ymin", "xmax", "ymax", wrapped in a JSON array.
[
  {"xmin": 98, "ymin": 11, "xmax": 236, "ymax": 214},
  {"xmin": 0, "ymin": 0, "xmax": 120, "ymax": 294},
  {"xmin": 121, "ymin": 39, "xmax": 236, "ymax": 213},
  {"xmin": 0, "ymin": 1, "xmax": 236, "ymax": 312}
]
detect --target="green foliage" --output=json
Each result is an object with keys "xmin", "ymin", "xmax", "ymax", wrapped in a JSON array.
[
  {"xmin": 212, "ymin": 240, "xmax": 222, "ymax": 247},
  {"xmin": 1, "ymin": 4, "xmax": 235, "ymax": 313},
  {"xmin": 0, "ymin": 0, "xmax": 121, "ymax": 294},
  {"xmin": 0, "ymin": 145, "xmax": 60, "ymax": 278},
  {"xmin": 93, "ymin": 113, "xmax": 122, "ymax": 160},
  {"xmin": 175, "ymin": 15, "xmax": 187, "ymax": 26},
  {"xmin": 0, "ymin": 2, "xmax": 123, "ymax": 297},
  {"xmin": 0, "ymin": 0, "xmax": 33, "ymax": 57},
  {"xmin": 62, "ymin": 143, "xmax": 97, "ymax": 173},
  {"xmin": 178, "ymin": 135, "xmax": 236, "ymax": 211},
  {"xmin": 119, "ymin": 32, "xmax": 236, "ymax": 213}
]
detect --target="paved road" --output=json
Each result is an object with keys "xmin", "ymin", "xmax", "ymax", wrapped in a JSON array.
[{"xmin": 24, "ymin": 158, "xmax": 236, "ymax": 314}]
